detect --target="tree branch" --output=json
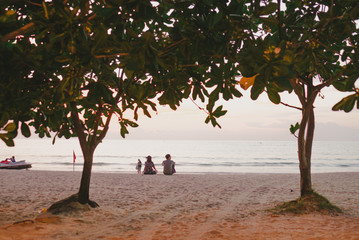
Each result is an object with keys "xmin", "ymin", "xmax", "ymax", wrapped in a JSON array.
[
  {"xmin": 70, "ymin": 101, "xmax": 90, "ymax": 153},
  {"xmin": 189, "ymin": 97, "xmax": 209, "ymax": 114},
  {"xmin": 1, "ymin": 22, "xmax": 35, "ymax": 42},
  {"xmin": 2, "ymin": 1, "xmax": 96, "ymax": 42},
  {"xmin": 316, "ymin": 69, "xmax": 344, "ymax": 90},
  {"xmin": 97, "ymin": 90, "xmax": 123, "ymax": 143},
  {"xmin": 90, "ymin": 101, "xmax": 104, "ymax": 149},
  {"xmin": 307, "ymin": 69, "xmax": 345, "ymax": 106},
  {"xmin": 158, "ymin": 38, "xmax": 188, "ymax": 57},
  {"xmin": 279, "ymin": 101, "xmax": 302, "ymax": 111},
  {"xmin": 289, "ymin": 78, "xmax": 306, "ymax": 106},
  {"xmin": 277, "ymin": 0, "xmax": 283, "ymax": 41},
  {"xmin": 95, "ymin": 53, "xmax": 129, "ymax": 59}
]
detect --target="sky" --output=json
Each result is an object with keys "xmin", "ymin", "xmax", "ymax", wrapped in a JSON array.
[
  {"xmin": 107, "ymin": 85, "xmax": 359, "ymax": 141},
  {"xmin": 2, "ymin": 83, "xmax": 358, "ymax": 144}
]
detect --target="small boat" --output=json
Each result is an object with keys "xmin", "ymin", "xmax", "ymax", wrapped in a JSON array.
[{"xmin": 0, "ymin": 160, "xmax": 32, "ymax": 170}]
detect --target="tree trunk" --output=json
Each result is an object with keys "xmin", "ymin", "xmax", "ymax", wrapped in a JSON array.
[
  {"xmin": 298, "ymin": 107, "xmax": 313, "ymax": 196},
  {"xmin": 70, "ymin": 102, "xmax": 99, "ymax": 207},
  {"xmin": 78, "ymin": 146, "xmax": 94, "ymax": 204},
  {"xmin": 297, "ymin": 90, "xmax": 316, "ymax": 196}
]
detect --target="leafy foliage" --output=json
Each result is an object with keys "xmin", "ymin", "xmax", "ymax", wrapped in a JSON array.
[{"xmin": 0, "ymin": 0, "xmax": 246, "ymax": 147}]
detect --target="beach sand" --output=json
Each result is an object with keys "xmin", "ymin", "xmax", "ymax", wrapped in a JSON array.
[{"xmin": 0, "ymin": 171, "xmax": 358, "ymax": 240}]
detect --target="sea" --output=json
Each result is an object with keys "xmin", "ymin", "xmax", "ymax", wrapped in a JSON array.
[{"xmin": 1, "ymin": 139, "xmax": 358, "ymax": 174}]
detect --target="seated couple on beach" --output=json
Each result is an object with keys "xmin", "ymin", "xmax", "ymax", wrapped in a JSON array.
[{"xmin": 143, "ymin": 154, "xmax": 176, "ymax": 175}]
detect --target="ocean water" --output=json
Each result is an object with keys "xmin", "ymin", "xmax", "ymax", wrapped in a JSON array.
[{"xmin": 1, "ymin": 139, "xmax": 358, "ymax": 174}]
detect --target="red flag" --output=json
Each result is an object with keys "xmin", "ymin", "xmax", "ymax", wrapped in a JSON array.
[{"xmin": 73, "ymin": 150, "xmax": 76, "ymax": 163}]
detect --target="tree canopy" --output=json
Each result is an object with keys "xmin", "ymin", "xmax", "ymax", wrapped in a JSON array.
[{"xmin": 1, "ymin": 0, "xmax": 243, "ymax": 146}]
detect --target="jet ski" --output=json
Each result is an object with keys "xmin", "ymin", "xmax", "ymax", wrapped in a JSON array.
[{"xmin": 0, "ymin": 159, "xmax": 32, "ymax": 169}]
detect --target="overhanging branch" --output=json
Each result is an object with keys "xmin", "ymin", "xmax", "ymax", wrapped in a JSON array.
[
  {"xmin": 1, "ymin": 22, "xmax": 35, "ymax": 42},
  {"xmin": 280, "ymin": 101, "xmax": 302, "ymax": 111}
]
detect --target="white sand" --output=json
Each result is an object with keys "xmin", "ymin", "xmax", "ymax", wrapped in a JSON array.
[{"xmin": 0, "ymin": 171, "xmax": 358, "ymax": 239}]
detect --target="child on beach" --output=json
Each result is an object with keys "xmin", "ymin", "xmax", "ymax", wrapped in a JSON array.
[{"xmin": 136, "ymin": 159, "xmax": 142, "ymax": 174}]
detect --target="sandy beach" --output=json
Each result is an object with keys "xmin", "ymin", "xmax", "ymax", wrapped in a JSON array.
[{"xmin": 0, "ymin": 171, "xmax": 358, "ymax": 240}]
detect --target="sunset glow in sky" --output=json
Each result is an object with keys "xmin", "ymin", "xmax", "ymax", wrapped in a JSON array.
[{"xmin": 109, "ymin": 85, "xmax": 359, "ymax": 141}]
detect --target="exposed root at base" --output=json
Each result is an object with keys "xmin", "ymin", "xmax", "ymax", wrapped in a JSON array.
[
  {"xmin": 271, "ymin": 191, "xmax": 342, "ymax": 215},
  {"xmin": 47, "ymin": 193, "xmax": 99, "ymax": 214}
]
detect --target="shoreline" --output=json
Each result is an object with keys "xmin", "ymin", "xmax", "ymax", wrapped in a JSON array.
[
  {"xmin": 5, "ymin": 168, "xmax": 359, "ymax": 175},
  {"xmin": 1, "ymin": 171, "xmax": 358, "ymax": 239}
]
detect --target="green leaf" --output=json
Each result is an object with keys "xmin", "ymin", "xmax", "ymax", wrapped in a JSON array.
[
  {"xmin": 267, "ymin": 87, "xmax": 281, "ymax": 104},
  {"xmin": 260, "ymin": 17, "xmax": 279, "ymax": 29},
  {"xmin": 213, "ymin": 10, "xmax": 223, "ymax": 26},
  {"xmin": 4, "ymin": 122, "xmax": 16, "ymax": 132},
  {"xmin": 0, "ymin": 112, "xmax": 10, "ymax": 127},
  {"xmin": 332, "ymin": 94, "xmax": 357, "ymax": 112},
  {"xmin": 21, "ymin": 122, "xmax": 31, "ymax": 137},
  {"xmin": 120, "ymin": 124, "xmax": 129, "ymax": 138},
  {"xmin": 223, "ymin": 87, "xmax": 232, "ymax": 101},
  {"xmin": 230, "ymin": 86, "xmax": 243, "ymax": 98},
  {"xmin": 0, "ymin": 134, "xmax": 14, "ymax": 146},
  {"xmin": 211, "ymin": 117, "xmax": 217, "ymax": 127},
  {"xmin": 205, "ymin": 116, "xmax": 210, "ymax": 124},
  {"xmin": 290, "ymin": 122, "xmax": 300, "ymax": 135},
  {"xmin": 274, "ymin": 77, "xmax": 293, "ymax": 92},
  {"xmin": 124, "ymin": 119, "xmax": 139, "ymax": 128},
  {"xmin": 332, "ymin": 79, "xmax": 347, "ymax": 92},
  {"xmin": 250, "ymin": 77, "xmax": 265, "ymax": 100},
  {"xmin": 259, "ymin": 3, "xmax": 278, "ymax": 15},
  {"xmin": 212, "ymin": 106, "xmax": 227, "ymax": 118}
]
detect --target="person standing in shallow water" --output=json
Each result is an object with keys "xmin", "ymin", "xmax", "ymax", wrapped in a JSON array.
[
  {"xmin": 143, "ymin": 155, "xmax": 157, "ymax": 175},
  {"xmin": 162, "ymin": 154, "xmax": 176, "ymax": 175}
]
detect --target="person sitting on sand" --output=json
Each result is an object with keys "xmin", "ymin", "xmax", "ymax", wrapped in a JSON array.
[
  {"xmin": 143, "ymin": 156, "xmax": 157, "ymax": 175},
  {"xmin": 162, "ymin": 154, "xmax": 176, "ymax": 175}
]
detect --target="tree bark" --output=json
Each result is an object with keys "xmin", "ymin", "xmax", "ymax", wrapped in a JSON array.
[
  {"xmin": 70, "ymin": 102, "xmax": 98, "ymax": 206},
  {"xmin": 78, "ymin": 146, "xmax": 94, "ymax": 204},
  {"xmin": 298, "ymin": 108, "xmax": 311, "ymax": 196},
  {"xmin": 297, "ymin": 82, "xmax": 317, "ymax": 196}
]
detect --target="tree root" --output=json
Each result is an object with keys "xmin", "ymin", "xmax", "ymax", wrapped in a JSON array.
[
  {"xmin": 88, "ymin": 199, "xmax": 100, "ymax": 208},
  {"xmin": 47, "ymin": 193, "xmax": 99, "ymax": 215},
  {"xmin": 270, "ymin": 191, "xmax": 342, "ymax": 215}
]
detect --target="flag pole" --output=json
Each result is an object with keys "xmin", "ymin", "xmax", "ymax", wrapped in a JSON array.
[{"xmin": 73, "ymin": 150, "xmax": 76, "ymax": 172}]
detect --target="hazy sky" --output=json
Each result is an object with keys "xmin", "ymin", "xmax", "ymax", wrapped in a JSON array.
[{"xmin": 107, "ymin": 85, "xmax": 359, "ymax": 141}]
